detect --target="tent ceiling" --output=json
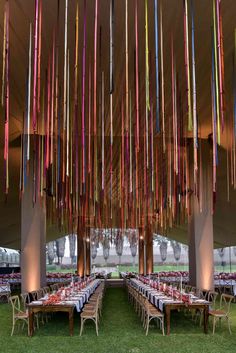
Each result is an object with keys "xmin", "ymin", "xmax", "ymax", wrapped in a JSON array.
[{"xmin": 0, "ymin": 0, "xmax": 235, "ymax": 249}]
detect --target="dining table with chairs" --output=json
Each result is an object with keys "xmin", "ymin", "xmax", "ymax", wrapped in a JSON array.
[
  {"xmin": 128, "ymin": 278, "xmax": 210, "ymax": 335},
  {"xmin": 27, "ymin": 279, "xmax": 101, "ymax": 336}
]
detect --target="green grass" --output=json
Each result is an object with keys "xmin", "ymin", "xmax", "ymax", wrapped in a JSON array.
[
  {"xmin": 116, "ymin": 265, "xmax": 189, "ymax": 273},
  {"xmin": 47, "ymin": 264, "xmax": 236, "ymax": 275},
  {"xmin": 115, "ymin": 265, "xmax": 236, "ymax": 273},
  {"xmin": 0, "ymin": 288, "xmax": 235, "ymax": 353}
]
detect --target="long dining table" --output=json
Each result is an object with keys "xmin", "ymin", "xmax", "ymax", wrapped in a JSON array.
[
  {"xmin": 130, "ymin": 278, "xmax": 210, "ymax": 335},
  {"xmin": 28, "ymin": 279, "xmax": 101, "ymax": 337}
]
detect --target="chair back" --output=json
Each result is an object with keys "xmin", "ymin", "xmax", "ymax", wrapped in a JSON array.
[
  {"xmin": 9, "ymin": 295, "xmax": 21, "ymax": 319},
  {"xmin": 197, "ymin": 289, "xmax": 204, "ymax": 299},
  {"xmin": 21, "ymin": 293, "xmax": 30, "ymax": 311},
  {"xmin": 140, "ymin": 294, "xmax": 146, "ymax": 308},
  {"xmin": 185, "ymin": 285, "xmax": 192, "ymax": 293},
  {"xmin": 190, "ymin": 286, "xmax": 196, "ymax": 295},
  {"xmin": 207, "ymin": 291, "xmax": 218, "ymax": 308},
  {"xmin": 95, "ymin": 294, "xmax": 101, "ymax": 316},
  {"xmin": 37, "ymin": 289, "xmax": 44, "ymax": 299},
  {"xmin": 43, "ymin": 287, "xmax": 50, "ymax": 295},
  {"xmin": 0, "ymin": 283, "xmax": 10, "ymax": 294},
  {"xmin": 144, "ymin": 298, "xmax": 151, "ymax": 314},
  {"xmin": 30, "ymin": 291, "xmax": 38, "ymax": 301},
  {"xmin": 202, "ymin": 290, "xmax": 210, "ymax": 300},
  {"xmin": 220, "ymin": 293, "xmax": 234, "ymax": 315}
]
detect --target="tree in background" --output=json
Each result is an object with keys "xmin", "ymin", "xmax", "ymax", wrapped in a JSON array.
[
  {"xmin": 115, "ymin": 229, "xmax": 124, "ymax": 265},
  {"xmin": 56, "ymin": 237, "xmax": 66, "ymax": 264},
  {"xmin": 128, "ymin": 229, "xmax": 138, "ymax": 268},
  {"xmin": 159, "ymin": 241, "xmax": 168, "ymax": 263},
  {"xmin": 233, "ymin": 247, "xmax": 236, "ymax": 257},
  {"xmin": 91, "ymin": 243, "xmax": 98, "ymax": 262},
  {"xmin": 170, "ymin": 240, "xmax": 181, "ymax": 263},
  {"xmin": 90, "ymin": 229, "xmax": 100, "ymax": 266},
  {"xmin": 68, "ymin": 234, "xmax": 76, "ymax": 265},
  {"xmin": 154, "ymin": 234, "xmax": 169, "ymax": 263},
  {"xmin": 102, "ymin": 234, "xmax": 110, "ymax": 265},
  {"xmin": 47, "ymin": 241, "xmax": 55, "ymax": 265},
  {"xmin": 217, "ymin": 248, "xmax": 226, "ymax": 269}
]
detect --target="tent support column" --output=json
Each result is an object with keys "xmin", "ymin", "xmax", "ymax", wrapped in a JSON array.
[
  {"xmin": 146, "ymin": 224, "xmax": 153, "ymax": 275},
  {"xmin": 139, "ymin": 227, "xmax": 144, "ymax": 275},
  {"xmin": 21, "ymin": 146, "xmax": 46, "ymax": 293},
  {"xmin": 188, "ymin": 143, "xmax": 214, "ymax": 290}
]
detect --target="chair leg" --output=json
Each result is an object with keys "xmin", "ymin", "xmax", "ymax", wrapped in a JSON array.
[
  {"xmin": 143, "ymin": 313, "xmax": 147, "ymax": 328},
  {"xmin": 26, "ymin": 320, "xmax": 30, "ymax": 336},
  {"xmin": 80, "ymin": 318, "xmax": 84, "ymax": 336},
  {"xmin": 161, "ymin": 319, "xmax": 165, "ymax": 336},
  {"xmin": 199, "ymin": 312, "xmax": 202, "ymax": 327},
  {"xmin": 213, "ymin": 317, "xmax": 216, "ymax": 335},
  {"xmin": 95, "ymin": 318, "xmax": 99, "ymax": 336},
  {"xmin": 11, "ymin": 321, "xmax": 15, "ymax": 336},
  {"xmin": 35, "ymin": 315, "xmax": 39, "ymax": 329},
  {"xmin": 141, "ymin": 309, "xmax": 144, "ymax": 324},
  {"xmin": 227, "ymin": 317, "xmax": 232, "ymax": 334},
  {"xmin": 146, "ymin": 317, "xmax": 150, "ymax": 336}
]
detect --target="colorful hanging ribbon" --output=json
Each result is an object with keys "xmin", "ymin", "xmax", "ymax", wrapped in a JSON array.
[
  {"xmin": 110, "ymin": 0, "xmax": 114, "ymax": 94},
  {"xmin": 1, "ymin": 7, "xmax": 6, "ymax": 107},
  {"xmin": 145, "ymin": 0, "xmax": 150, "ymax": 168},
  {"xmin": 27, "ymin": 23, "xmax": 32, "ymax": 162},
  {"xmin": 154, "ymin": 0, "xmax": 160, "ymax": 133},
  {"xmin": 4, "ymin": 1, "xmax": 9, "ymax": 194},
  {"xmin": 213, "ymin": 0, "xmax": 220, "ymax": 144},
  {"xmin": 191, "ymin": 0, "xmax": 198, "ymax": 188},
  {"xmin": 33, "ymin": 0, "xmax": 39, "ymax": 133},
  {"xmin": 82, "ymin": 0, "xmax": 87, "ymax": 185},
  {"xmin": 160, "ymin": 1, "xmax": 165, "ymax": 152},
  {"xmin": 183, "ymin": 0, "xmax": 192, "ymax": 131}
]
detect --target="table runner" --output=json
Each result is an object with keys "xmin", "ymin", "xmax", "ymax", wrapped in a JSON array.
[
  {"xmin": 30, "ymin": 279, "xmax": 100, "ymax": 312},
  {"xmin": 130, "ymin": 278, "xmax": 208, "ymax": 312}
]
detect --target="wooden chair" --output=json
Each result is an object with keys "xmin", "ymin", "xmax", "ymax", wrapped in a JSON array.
[
  {"xmin": 0, "ymin": 283, "xmax": 11, "ymax": 302},
  {"xmin": 9, "ymin": 295, "xmax": 29, "ymax": 336},
  {"xmin": 30, "ymin": 291, "xmax": 38, "ymax": 301},
  {"xmin": 129, "ymin": 286, "xmax": 134, "ymax": 305},
  {"xmin": 50, "ymin": 284, "xmax": 58, "ymax": 292},
  {"xmin": 21, "ymin": 292, "xmax": 40, "ymax": 329},
  {"xmin": 194, "ymin": 290, "xmax": 215, "ymax": 325},
  {"xmin": 144, "ymin": 298, "xmax": 165, "ymax": 336},
  {"xmin": 137, "ymin": 292, "xmax": 144, "ymax": 318},
  {"xmin": 139, "ymin": 294, "xmax": 149, "ymax": 327},
  {"xmin": 209, "ymin": 293, "xmax": 234, "ymax": 334},
  {"xmin": 80, "ymin": 296, "xmax": 100, "ymax": 336},
  {"xmin": 84, "ymin": 293, "xmax": 103, "ymax": 321},
  {"xmin": 30, "ymin": 289, "xmax": 46, "ymax": 325},
  {"xmin": 42, "ymin": 286, "xmax": 50, "ymax": 295},
  {"xmin": 127, "ymin": 284, "xmax": 133, "ymax": 303},
  {"xmin": 208, "ymin": 291, "xmax": 219, "ymax": 308},
  {"xmin": 190, "ymin": 286, "xmax": 197, "ymax": 295},
  {"xmin": 20, "ymin": 292, "xmax": 30, "ymax": 312},
  {"xmin": 37, "ymin": 288, "xmax": 44, "ymax": 299},
  {"xmin": 185, "ymin": 285, "xmax": 192, "ymax": 293},
  {"xmin": 134, "ymin": 289, "xmax": 140, "ymax": 314}
]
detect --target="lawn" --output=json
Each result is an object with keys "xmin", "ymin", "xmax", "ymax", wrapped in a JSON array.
[
  {"xmin": 47, "ymin": 264, "xmax": 236, "ymax": 275},
  {"xmin": 0, "ymin": 287, "xmax": 235, "ymax": 353}
]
